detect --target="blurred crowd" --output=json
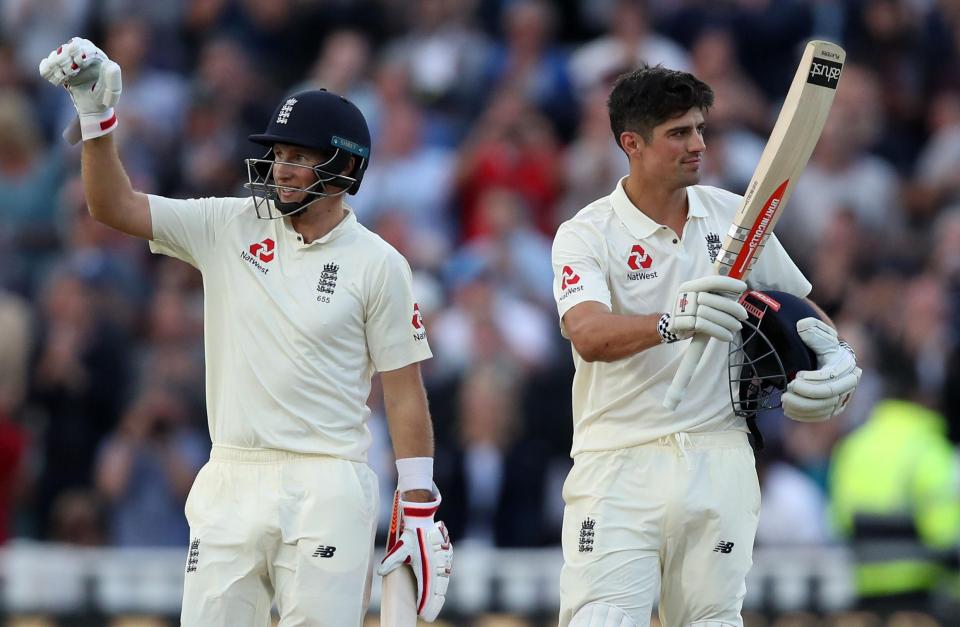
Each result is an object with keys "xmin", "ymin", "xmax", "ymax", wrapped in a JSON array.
[{"xmin": 0, "ymin": 0, "xmax": 959, "ymax": 604}]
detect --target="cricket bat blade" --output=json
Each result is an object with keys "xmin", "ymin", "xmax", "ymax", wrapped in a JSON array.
[{"xmin": 663, "ymin": 40, "xmax": 845, "ymax": 410}]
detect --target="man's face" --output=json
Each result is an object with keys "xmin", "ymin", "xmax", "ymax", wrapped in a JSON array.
[
  {"xmin": 271, "ymin": 143, "xmax": 329, "ymax": 203},
  {"xmin": 630, "ymin": 107, "xmax": 706, "ymax": 188}
]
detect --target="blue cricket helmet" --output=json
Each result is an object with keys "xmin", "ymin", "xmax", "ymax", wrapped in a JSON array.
[
  {"xmin": 729, "ymin": 290, "xmax": 820, "ymax": 418},
  {"xmin": 245, "ymin": 89, "xmax": 371, "ymax": 218}
]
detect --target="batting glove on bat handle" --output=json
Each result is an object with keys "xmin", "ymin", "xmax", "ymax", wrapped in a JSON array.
[
  {"xmin": 39, "ymin": 37, "xmax": 122, "ymax": 144},
  {"xmin": 782, "ymin": 318, "xmax": 861, "ymax": 421},
  {"xmin": 663, "ymin": 275, "xmax": 748, "ymax": 410},
  {"xmin": 377, "ymin": 490, "xmax": 453, "ymax": 622},
  {"xmin": 667, "ymin": 275, "xmax": 749, "ymax": 343}
]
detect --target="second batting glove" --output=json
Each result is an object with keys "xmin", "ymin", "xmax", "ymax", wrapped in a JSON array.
[{"xmin": 782, "ymin": 318, "xmax": 861, "ymax": 422}]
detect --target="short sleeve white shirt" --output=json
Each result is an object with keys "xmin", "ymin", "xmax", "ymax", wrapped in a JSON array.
[
  {"xmin": 148, "ymin": 195, "xmax": 432, "ymax": 461},
  {"xmin": 552, "ymin": 178, "xmax": 811, "ymax": 456}
]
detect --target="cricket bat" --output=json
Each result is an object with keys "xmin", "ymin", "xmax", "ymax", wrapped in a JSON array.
[
  {"xmin": 663, "ymin": 40, "xmax": 845, "ymax": 410},
  {"xmin": 380, "ymin": 490, "xmax": 418, "ymax": 626}
]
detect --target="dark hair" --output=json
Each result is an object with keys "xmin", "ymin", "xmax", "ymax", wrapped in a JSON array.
[{"xmin": 608, "ymin": 65, "xmax": 714, "ymax": 149}]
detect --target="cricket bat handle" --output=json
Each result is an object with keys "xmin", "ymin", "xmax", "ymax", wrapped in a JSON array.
[
  {"xmin": 663, "ymin": 334, "xmax": 710, "ymax": 410},
  {"xmin": 381, "ymin": 567, "xmax": 418, "ymax": 626}
]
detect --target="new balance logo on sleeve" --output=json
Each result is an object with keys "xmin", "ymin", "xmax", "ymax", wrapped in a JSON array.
[{"xmin": 713, "ymin": 541, "xmax": 735, "ymax": 554}]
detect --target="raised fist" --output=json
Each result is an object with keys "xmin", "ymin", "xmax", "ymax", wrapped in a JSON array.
[{"xmin": 39, "ymin": 37, "xmax": 122, "ymax": 143}]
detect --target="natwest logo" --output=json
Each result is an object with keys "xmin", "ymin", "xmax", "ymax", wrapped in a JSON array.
[
  {"xmin": 627, "ymin": 245, "xmax": 653, "ymax": 270},
  {"xmin": 412, "ymin": 303, "xmax": 426, "ymax": 341},
  {"xmin": 412, "ymin": 303, "xmax": 424, "ymax": 329},
  {"xmin": 241, "ymin": 238, "xmax": 274, "ymax": 275},
  {"xmin": 560, "ymin": 265, "xmax": 581, "ymax": 290},
  {"xmin": 249, "ymin": 238, "xmax": 275, "ymax": 263},
  {"xmin": 559, "ymin": 265, "xmax": 585, "ymax": 301}
]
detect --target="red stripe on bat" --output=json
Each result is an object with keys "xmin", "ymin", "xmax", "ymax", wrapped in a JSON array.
[
  {"xmin": 386, "ymin": 491, "xmax": 401, "ymax": 550},
  {"xmin": 417, "ymin": 528, "xmax": 429, "ymax": 614},
  {"xmin": 730, "ymin": 179, "xmax": 789, "ymax": 279}
]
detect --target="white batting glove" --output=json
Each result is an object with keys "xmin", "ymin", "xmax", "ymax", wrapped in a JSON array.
[
  {"xmin": 39, "ymin": 37, "xmax": 122, "ymax": 144},
  {"xmin": 660, "ymin": 275, "xmax": 748, "ymax": 343},
  {"xmin": 377, "ymin": 489, "xmax": 452, "ymax": 622},
  {"xmin": 782, "ymin": 318, "xmax": 861, "ymax": 422}
]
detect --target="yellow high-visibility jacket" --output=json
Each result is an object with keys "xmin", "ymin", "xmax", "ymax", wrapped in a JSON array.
[{"xmin": 829, "ymin": 399, "xmax": 960, "ymax": 596}]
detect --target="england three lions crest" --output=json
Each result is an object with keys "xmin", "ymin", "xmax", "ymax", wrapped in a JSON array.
[
  {"xmin": 316, "ymin": 262, "xmax": 339, "ymax": 302},
  {"xmin": 705, "ymin": 233, "xmax": 722, "ymax": 264}
]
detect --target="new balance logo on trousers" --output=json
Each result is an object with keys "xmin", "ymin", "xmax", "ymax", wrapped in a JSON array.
[
  {"xmin": 713, "ymin": 541, "xmax": 735, "ymax": 554},
  {"xmin": 313, "ymin": 545, "xmax": 337, "ymax": 558}
]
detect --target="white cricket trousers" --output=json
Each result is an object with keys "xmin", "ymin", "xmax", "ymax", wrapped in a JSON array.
[
  {"xmin": 558, "ymin": 431, "xmax": 760, "ymax": 627},
  {"xmin": 180, "ymin": 445, "xmax": 379, "ymax": 627}
]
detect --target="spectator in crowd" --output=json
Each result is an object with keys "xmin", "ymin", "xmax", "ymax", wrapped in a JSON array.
[
  {"xmin": 0, "ymin": 290, "xmax": 31, "ymax": 544},
  {"xmin": 805, "ymin": 211, "xmax": 866, "ymax": 319},
  {"xmin": 557, "ymin": 85, "xmax": 628, "ymax": 223},
  {"xmin": 0, "ymin": 91, "xmax": 65, "ymax": 294},
  {"xmin": 1, "ymin": 0, "xmax": 93, "ymax": 77},
  {"xmin": 94, "ymin": 384, "xmax": 207, "ymax": 546},
  {"xmin": 382, "ymin": 0, "xmax": 491, "ymax": 119},
  {"xmin": 135, "ymin": 281, "xmax": 205, "ymax": 417},
  {"xmin": 94, "ymin": 16, "xmax": 189, "ymax": 193},
  {"xmin": 181, "ymin": 0, "xmax": 318, "ymax": 89},
  {"xmin": 30, "ymin": 266, "xmax": 132, "ymax": 538},
  {"xmin": 436, "ymin": 363, "xmax": 552, "ymax": 547},
  {"xmin": 177, "ymin": 89, "xmax": 249, "ymax": 198},
  {"xmin": 930, "ymin": 208, "xmax": 960, "ymax": 441},
  {"xmin": 755, "ymin": 455, "xmax": 831, "ymax": 547},
  {"xmin": 191, "ymin": 36, "xmax": 277, "ymax": 143},
  {"xmin": 455, "ymin": 90, "xmax": 563, "ymax": 240},
  {"xmin": 57, "ymin": 174, "xmax": 149, "ymax": 325},
  {"xmin": 909, "ymin": 89, "xmax": 960, "ymax": 220},
  {"xmin": 430, "ymin": 255, "xmax": 554, "ymax": 379},
  {"xmin": 47, "ymin": 488, "xmax": 105, "ymax": 546},
  {"xmin": 295, "ymin": 29, "xmax": 376, "ymax": 116},
  {"xmin": 103, "ymin": 16, "xmax": 188, "ymax": 142},
  {"xmin": 481, "ymin": 0, "xmax": 578, "ymax": 138},
  {"xmin": 350, "ymin": 101, "xmax": 457, "ymax": 247},
  {"xmin": 829, "ymin": 358, "xmax": 960, "ymax": 615},
  {"xmin": 455, "ymin": 186, "xmax": 555, "ymax": 308},
  {"xmin": 844, "ymin": 0, "xmax": 932, "ymax": 172},
  {"xmin": 569, "ymin": 0, "xmax": 690, "ymax": 97}
]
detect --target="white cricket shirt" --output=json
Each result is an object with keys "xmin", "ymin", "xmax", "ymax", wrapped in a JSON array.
[
  {"xmin": 148, "ymin": 195, "xmax": 432, "ymax": 461},
  {"xmin": 552, "ymin": 178, "xmax": 811, "ymax": 456}
]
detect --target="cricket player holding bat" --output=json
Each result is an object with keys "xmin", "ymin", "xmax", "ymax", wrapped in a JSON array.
[
  {"xmin": 551, "ymin": 61, "xmax": 861, "ymax": 627},
  {"xmin": 40, "ymin": 37, "xmax": 451, "ymax": 625}
]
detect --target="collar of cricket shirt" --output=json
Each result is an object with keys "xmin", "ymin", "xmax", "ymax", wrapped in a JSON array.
[
  {"xmin": 283, "ymin": 206, "xmax": 357, "ymax": 248},
  {"xmin": 610, "ymin": 177, "xmax": 708, "ymax": 240}
]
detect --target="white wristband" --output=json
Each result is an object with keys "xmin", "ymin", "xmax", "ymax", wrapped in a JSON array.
[
  {"xmin": 396, "ymin": 456, "xmax": 433, "ymax": 493},
  {"xmin": 79, "ymin": 108, "xmax": 118, "ymax": 141}
]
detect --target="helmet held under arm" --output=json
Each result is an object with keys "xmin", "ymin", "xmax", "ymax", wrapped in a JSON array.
[{"xmin": 729, "ymin": 289, "xmax": 821, "ymax": 418}]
